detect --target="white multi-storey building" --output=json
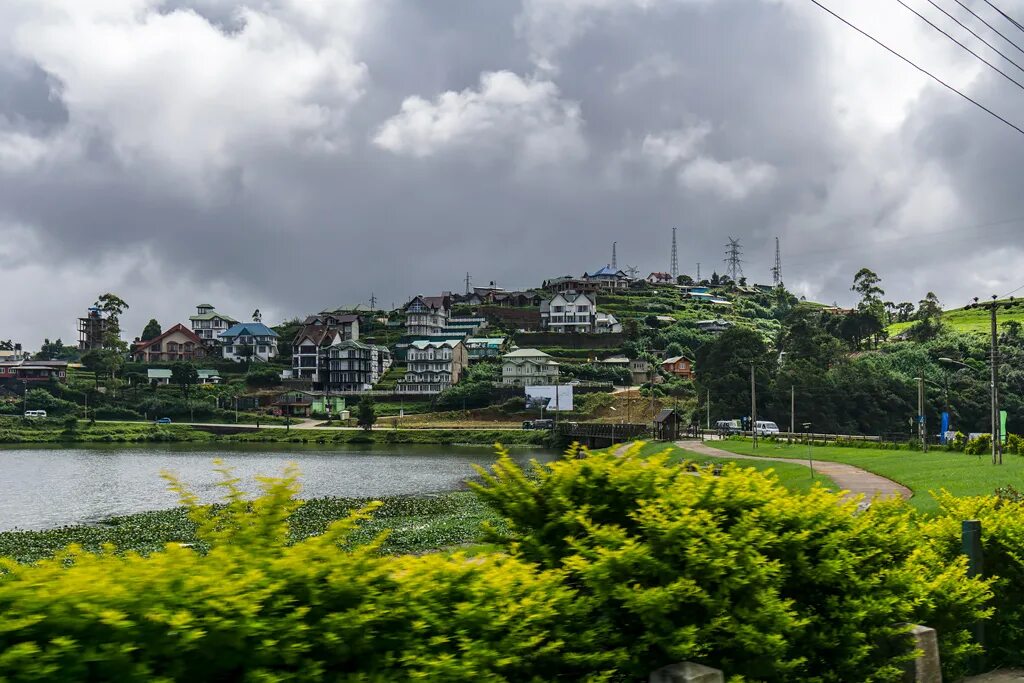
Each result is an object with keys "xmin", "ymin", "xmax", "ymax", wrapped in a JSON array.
[
  {"xmin": 189, "ymin": 304, "xmax": 238, "ymax": 347},
  {"xmin": 540, "ymin": 292, "xmax": 597, "ymax": 333},
  {"xmin": 219, "ymin": 322, "xmax": 280, "ymax": 362},
  {"xmin": 404, "ymin": 295, "xmax": 451, "ymax": 336},
  {"xmin": 501, "ymin": 349, "xmax": 560, "ymax": 387}
]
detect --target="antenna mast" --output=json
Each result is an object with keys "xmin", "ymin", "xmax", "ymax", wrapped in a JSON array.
[
  {"xmin": 612, "ymin": 242, "xmax": 617, "ymax": 269},
  {"xmin": 772, "ymin": 237, "xmax": 782, "ymax": 286},
  {"xmin": 670, "ymin": 228, "xmax": 679, "ymax": 280},
  {"xmin": 465, "ymin": 272, "xmax": 472, "ymax": 295}
]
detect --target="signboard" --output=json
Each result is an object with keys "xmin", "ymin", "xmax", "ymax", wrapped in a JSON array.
[
  {"xmin": 1001, "ymin": 410, "xmax": 1008, "ymax": 444},
  {"xmin": 525, "ymin": 385, "xmax": 574, "ymax": 412},
  {"xmin": 940, "ymin": 412, "xmax": 950, "ymax": 444}
]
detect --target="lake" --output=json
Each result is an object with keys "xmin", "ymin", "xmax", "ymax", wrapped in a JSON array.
[{"xmin": 0, "ymin": 443, "xmax": 558, "ymax": 531}]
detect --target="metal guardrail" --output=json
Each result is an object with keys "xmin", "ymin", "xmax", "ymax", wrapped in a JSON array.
[{"xmin": 557, "ymin": 422, "xmax": 651, "ymax": 440}]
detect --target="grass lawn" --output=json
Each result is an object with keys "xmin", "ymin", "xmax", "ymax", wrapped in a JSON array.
[
  {"xmin": 621, "ymin": 441, "xmax": 838, "ymax": 495},
  {"xmin": 706, "ymin": 439, "xmax": 1024, "ymax": 514},
  {"xmin": 887, "ymin": 298, "xmax": 1024, "ymax": 337}
]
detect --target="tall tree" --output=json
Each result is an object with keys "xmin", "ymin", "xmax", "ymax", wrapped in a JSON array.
[
  {"xmin": 170, "ymin": 362, "xmax": 199, "ymax": 399},
  {"xmin": 850, "ymin": 269, "xmax": 886, "ymax": 349},
  {"xmin": 356, "ymin": 397, "xmax": 377, "ymax": 431},
  {"xmin": 851, "ymin": 268, "xmax": 884, "ymax": 304},
  {"xmin": 140, "ymin": 319, "xmax": 162, "ymax": 342},
  {"xmin": 695, "ymin": 327, "xmax": 774, "ymax": 420}
]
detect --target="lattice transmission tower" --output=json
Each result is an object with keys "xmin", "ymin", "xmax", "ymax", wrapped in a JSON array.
[{"xmin": 724, "ymin": 237, "xmax": 744, "ymax": 281}]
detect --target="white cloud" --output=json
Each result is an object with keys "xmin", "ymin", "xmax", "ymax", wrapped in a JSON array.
[
  {"xmin": 639, "ymin": 123, "xmax": 776, "ymax": 199},
  {"xmin": 373, "ymin": 70, "xmax": 586, "ymax": 165},
  {"xmin": 6, "ymin": 0, "xmax": 371, "ymax": 195},
  {"xmin": 517, "ymin": 0, "xmax": 713, "ymax": 70},
  {"xmin": 678, "ymin": 156, "xmax": 776, "ymax": 200}
]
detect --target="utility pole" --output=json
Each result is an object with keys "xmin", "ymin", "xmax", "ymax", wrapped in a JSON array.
[
  {"xmin": 990, "ymin": 297, "xmax": 1002, "ymax": 465},
  {"xmin": 706, "ymin": 389, "xmax": 710, "ymax": 430},
  {"xmin": 790, "ymin": 385, "xmax": 795, "ymax": 443},
  {"xmin": 369, "ymin": 292, "xmax": 377, "ymax": 312},
  {"xmin": 696, "ymin": 262, "xmax": 701, "ymax": 282},
  {"xmin": 649, "ymin": 368, "xmax": 656, "ymax": 422},
  {"xmin": 916, "ymin": 376, "xmax": 927, "ymax": 452},
  {"xmin": 464, "ymin": 272, "xmax": 472, "ymax": 295},
  {"xmin": 751, "ymin": 363, "xmax": 758, "ymax": 449}
]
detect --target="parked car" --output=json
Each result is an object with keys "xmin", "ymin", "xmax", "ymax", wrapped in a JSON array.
[
  {"xmin": 23, "ymin": 410, "xmax": 47, "ymax": 419},
  {"xmin": 754, "ymin": 420, "xmax": 780, "ymax": 437},
  {"xmin": 533, "ymin": 418, "xmax": 555, "ymax": 430},
  {"xmin": 522, "ymin": 420, "xmax": 534, "ymax": 430},
  {"xmin": 155, "ymin": 417, "xmax": 172, "ymax": 424},
  {"xmin": 715, "ymin": 419, "xmax": 741, "ymax": 435}
]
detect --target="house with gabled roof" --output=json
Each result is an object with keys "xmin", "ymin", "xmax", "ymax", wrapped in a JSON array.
[
  {"xmin": 502, "ymin": 348, "xmax": 559, "ymax": 387},
  {"xmin": 291, "ymin": 312, "xmax": 360, "ymax": 383},
  {"xmin": 189, "ymin": 304, "xmax": 238, "ymax": 347},
  {"xmin": 404, "ymin": 295, "xmax": 452, "ymax": 336},
  {"xmin": 131, "ymin": 324, "xmax": 207, "ymax": 363},
  {"xmin": 397, "ymin": 339, "xmax": 468, "ymax": 394},
  {"xmin": 220, "ymin": 321, "xmax": 280, "ymax": 362}
]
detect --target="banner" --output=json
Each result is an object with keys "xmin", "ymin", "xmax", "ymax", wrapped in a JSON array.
[
  {"xmin": 940, "ymin": 412, "xmax": 949, "ymax": 444},
  {"xmin": 525, "ymin": 385, "xmax": 574, "ymax": 412},
  {"xmin": 1001, "ymin": 410, "xmax": 1009, "ymax": 444}
]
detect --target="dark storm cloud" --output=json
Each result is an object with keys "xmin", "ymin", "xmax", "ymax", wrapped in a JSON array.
[{"xmin": 2, "ymin": 0, "xmax": 1024, "ymax": 344}]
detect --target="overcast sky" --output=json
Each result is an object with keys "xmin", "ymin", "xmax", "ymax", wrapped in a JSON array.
[{"xmin": 3, "ymin": 0, "xmax": 1024, "ymax": 348}]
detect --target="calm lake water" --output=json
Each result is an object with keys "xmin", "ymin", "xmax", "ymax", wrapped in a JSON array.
[{"xmin": 0, "ymin": 443, "xmax": 558, "ymax": 531}]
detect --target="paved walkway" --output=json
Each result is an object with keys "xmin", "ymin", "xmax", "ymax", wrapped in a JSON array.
[
  {"xmin": 675, "ymin": 440, "xmax": 912, "ymax": 503},
  {"xmin": 965, "ymin": 670, "xmax": 1024, "ymax": 682}
]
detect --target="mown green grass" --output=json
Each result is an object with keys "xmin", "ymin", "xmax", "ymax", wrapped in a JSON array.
[
  {"xmin": 888, "ymin": 299, "xmax": 1024, "ymax": 336},
  {"xmin": 0, "ymin": 492, "xmax": 504, "ymax": 564},
  {"xmin": 707, "ymin": 439, "xmax": 1024, "ymax": 514},
  {"xmin": 625, "ymin": 441, "xmax": 838, "ymax": 494}
]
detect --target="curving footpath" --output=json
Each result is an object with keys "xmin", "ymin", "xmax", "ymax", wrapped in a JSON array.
[{"xmin": 675, "ymin": 440, "xmax": 912, "ymax": 503}]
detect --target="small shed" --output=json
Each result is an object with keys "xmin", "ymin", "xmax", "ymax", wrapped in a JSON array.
[{"xmin": 653, "ymin": 408, "xmax": 683, "ymax": 441}]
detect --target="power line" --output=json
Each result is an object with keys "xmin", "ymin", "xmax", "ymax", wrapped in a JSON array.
[
  {"xmin": 983, "ymin": 0, "xmax": 1024, "ymax": 34},
  {"xmin": 924, "ymin": 0, "xmax": 1024, "ymax": 75},
  {"xmin": 807, "ymin": 0, "xmax": 1024, "ymax": 139},
  {"xmin": 895, "ymin": 0, "xmax": 1024, "ymax": 94},
  {"xmin": 952, "ymin": 0, "xmax": 1024, "ymax": 59}
]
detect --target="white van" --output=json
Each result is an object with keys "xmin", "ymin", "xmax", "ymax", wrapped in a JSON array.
[
  {"xmin": 754, "ymin": 420, "xmax": 780, "ymax": 437},
  {"xmin": 24, "ymin": 410, "xmax": 47, "ymax": 419}
]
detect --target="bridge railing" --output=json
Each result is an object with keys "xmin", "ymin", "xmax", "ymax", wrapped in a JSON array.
[{"xmin": 556, "ymin": 422, "xmax": 651, "ymax": 440}]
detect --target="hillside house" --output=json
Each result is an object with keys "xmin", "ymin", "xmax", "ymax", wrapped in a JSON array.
[
  {"xmin": 695, "ymin": 319, "xmax": 733, "ymax": 334},
  {"xmin": 131, "ymin": 324, "xmax": 206, "ymax": 363},
  {"xmin": 325, "ymin": 339, "xmax": 393, "ymax": 392},
  {"xmin": 662, "ymin": 356, "xmax": 695, "ymax": 380},
  {"xmin": 595, "ymin": 311, "xmax": 623, "ymax": 334},
  {"xmin": 465, "ymin": 337, "xmax": 508, "ymax": 360},
  {"xmin": 540, "ymin": 292, "xmax": 597, "ymax": 333},
  {"xmin": 147, "ymin": 369, "xmax": 171, "ymax": 385},
  {"xmin": 397, "ymin": 339, "xmax": 468, "ymax": 394},
  {"xmin": 582, "ymin": 265, "xmax": 632, "ymax": 291},
  {"xmin": 220, "ymin": 322, "xmax": 280, "ymax": 362},
  {"xmin": 502, "ymin": 349, "xmax": 560, "ymax": 387},
  {"xmin": 189, "ymin": 304, "xmax": 238, "ymax": 347},
  {"xmin": 291, "ymin": 313, "xmax": 360, "ymax": 384},
  {"xmin": 0, "ymin": 360, "xmax": 68, "ymax": 386},
  {"xmin": 404, "ymin": 295, "xmax": 451, "ymax": 336},
  {"xmin": 647, "ymin": 272, "xmax": 674, "ymax": 284}
]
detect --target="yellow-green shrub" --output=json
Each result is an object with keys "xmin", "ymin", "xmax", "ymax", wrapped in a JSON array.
[
  {"xmin": 925, "ymin": 492, "xmax": 1024, "ymax": 668},
  {"xmin": 0, "ymin": 465, "xmax": 614, "ymax": 682},
  {"xmin": 472, "ymin": 443, "xmax": 990, "ymax": 681}
]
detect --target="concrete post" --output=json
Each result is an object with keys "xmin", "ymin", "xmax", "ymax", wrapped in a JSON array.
[
  {"xmin": 902, "ymin": 625, "xmax": 942, "ymax": 683},
  {"xmin": 649, "ymin": 662, "xmax": 724, "ymax": 683}
]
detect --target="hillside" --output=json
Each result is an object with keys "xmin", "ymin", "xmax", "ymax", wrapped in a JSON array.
[{"xmin": 887, "ymin": 298, "xmax": 1024, "ymax": 337}]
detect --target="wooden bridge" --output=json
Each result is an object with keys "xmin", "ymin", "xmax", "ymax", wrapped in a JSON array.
[{"xmin": 556, "ymin": 422, "xmax": 651, "ymax": 448}]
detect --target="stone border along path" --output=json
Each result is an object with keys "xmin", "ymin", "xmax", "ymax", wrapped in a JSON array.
[{"xmin": 673, "ymin": 440, "xmax": 912, "ymax": 503}]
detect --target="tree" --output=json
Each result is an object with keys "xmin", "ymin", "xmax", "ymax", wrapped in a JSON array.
[
  {"xmin": 356, "ymin": 397, "xmax": 377, "ymax": 431},
  {"xmin": 677, "ymin": 274, "xmax": 694, "ymax": 286},
  {"xmin": 140, "ymin": 319, "xmax": 162, "ymax": 342},
  {"xmin": 623, "ymin": 318, "xmax": 641, "ymax": 341},
  {"xmin": 850, "ymin": 270, "xmax": 886, "ymax": 349},
  {"xmin": 907, "ymin": 292, "xmax": 944, "ymax": 341},
  {"xmin": 851, "ymin": 268, "xmax": 884, "ymax": 304},
  {"xmin": 664, "ymin": 342, "xmax": 684, "ymax": 359},
  {"xmin": 0, "ymin": 340, "xmax": 13, "ymax": 351},
  {"xmin": 170, "ymin": 362, "xmax": 199, "ymax": 399},
  {"xmin": 81, "ymin": 349, "xmax": 115, "ymax": 388},
  {"xmin": 694, "ymin": 327, "xmax": 774, "ymax": 420}
]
